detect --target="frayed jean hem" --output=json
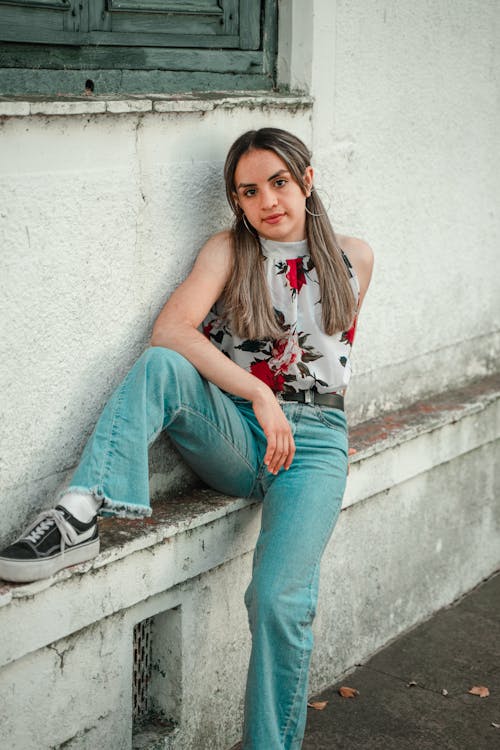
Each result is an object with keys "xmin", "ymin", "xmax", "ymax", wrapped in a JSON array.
[{"xmin": 57, "ymin": 485, "xmax": 153, "ymax": 520}]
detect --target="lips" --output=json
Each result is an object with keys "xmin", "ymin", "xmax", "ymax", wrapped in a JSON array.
[{"xmin": 263, "ymin": 213, "xmax": 285, "ymax": 224}]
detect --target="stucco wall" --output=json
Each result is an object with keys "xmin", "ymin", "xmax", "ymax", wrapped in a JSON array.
[
  {"xmin": 0, "ymin": 101, "xmax": 311, "ymax": 544},
  {"xmin": 308, "ymin": 0, "xmax": 500, "ymax": 418},
  {"xmin": 1, "ymin": 0, "xmax": 499, "ymax": 543}
]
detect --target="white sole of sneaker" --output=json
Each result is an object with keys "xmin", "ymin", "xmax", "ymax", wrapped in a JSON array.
[{"xmin": 0, "ymin": 537, "xmax": 100, "ymax": 583}]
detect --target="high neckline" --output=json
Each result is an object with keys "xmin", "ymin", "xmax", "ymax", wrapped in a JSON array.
[{"xmin": 259, "ymin": 236, "xmax": 309, "ymax": 257}]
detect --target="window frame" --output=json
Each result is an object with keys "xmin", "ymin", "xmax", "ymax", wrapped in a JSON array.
[{"xmin": 0, "ymin": 0, "xmax": 278, "ymax": 95}]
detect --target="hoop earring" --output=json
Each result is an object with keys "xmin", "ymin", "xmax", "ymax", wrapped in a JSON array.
[
  {"xmin": 242, "ymin": 213, "xmax": 255, "ymax": 234},
  {"xmin": 305, "ymin": 186, "xmax": 331, "ymax": 217},
  {"xmin": 305, "ymin": 203, "xmax": 324, "ymax": 217}
]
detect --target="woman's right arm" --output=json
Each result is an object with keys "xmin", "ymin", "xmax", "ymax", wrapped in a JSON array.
[{"xmin": 150, "ymin": 231, "xmax": 295, "ymax": 474}]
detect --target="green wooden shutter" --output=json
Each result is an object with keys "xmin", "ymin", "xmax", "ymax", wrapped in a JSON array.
[
  {"xmin": 0, "ymin": 0, "xmax": 82, "ymax": 44},
  {"xmin": 0, "ymin": 0, "xmax": 277, "ymax": 94},
  {"xmin": 92, "ymin": 0, "xmax": 244, "ymax": 47}
]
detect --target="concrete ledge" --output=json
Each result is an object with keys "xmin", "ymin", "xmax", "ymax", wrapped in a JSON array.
[
  {"xmin": 0, "ymin": 374, "xmax": 498, "ymax": 749},
  {"xmin": 0, "ymin": 491, "xmax": 261, "ymax": 669},
  {"xmin": 1, "ymin": 374, "xmax": 499, "ymax": 668},
  {"xmin": 0, "ymin": 92, "xmax": 313, "ymax": 118},
  {"xmin": 345, "ymin": 373, "xmax": 500, "ymax": 507}
]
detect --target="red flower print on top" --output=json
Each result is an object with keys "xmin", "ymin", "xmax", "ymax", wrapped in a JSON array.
[
  {"xmin": 285, "ymin": 258, "xmax": 306, "ymax": 293},
  {"xmin": 342, "ymin": 316, "xmax": 357, "ymax": 345},
  {"xmin": 250, "ymin": 360, "xmax": 285, "ymax": 392},
  {"xmin": 200, "ymin": 241, "xmax": 360, "ymax": 396},
  {"xmin": 268, "ymin": 335, "xmax": 301, "ymax": 374}
]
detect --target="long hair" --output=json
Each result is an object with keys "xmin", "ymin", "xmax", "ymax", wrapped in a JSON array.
[{"xmin": 223, "ymin": 128, "xmax": 356, "ymax": 340}]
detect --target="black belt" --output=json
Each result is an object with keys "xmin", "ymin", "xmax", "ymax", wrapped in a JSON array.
[{"xmin": 279, "ymin": 390, "xmax": 344, "ymax": 410}]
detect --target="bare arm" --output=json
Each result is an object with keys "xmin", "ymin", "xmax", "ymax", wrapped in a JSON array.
[
  {"xmin": 336, "ymin": 234, "xmax": 375, "ymax": 312},
  {"xmin": 336, "ymin": 235, "xmax": 374, "ymax": 464},
  {"xmin": 150, "ymin": 231, "xmax": 295, "ymax": 474}
]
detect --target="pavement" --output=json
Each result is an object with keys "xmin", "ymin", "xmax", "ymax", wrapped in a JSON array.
[
  {"xmin": 303, "ymin": 570, "xmax": 500, "ymax": 750},
  {"xmin": 231, "ymin": 570, "xmax": 500, "ymax": 749}
]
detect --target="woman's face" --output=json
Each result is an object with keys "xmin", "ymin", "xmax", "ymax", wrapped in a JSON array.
[{"xmin": 233, "ymin": 148, "xmax": 313, "ymax": 242}]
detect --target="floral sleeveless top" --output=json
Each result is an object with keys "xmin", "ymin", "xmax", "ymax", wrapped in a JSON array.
[{"xmin": 202, "ymin": 237, "xmax": 360, "ymax": 395}]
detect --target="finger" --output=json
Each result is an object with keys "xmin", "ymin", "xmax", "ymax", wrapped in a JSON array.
[
  {"xmin": 348, "ymin": 447, "xmax": 357, "ymax": 456},
  {"xmin": 267, "ymin": 432, "xmax": 287, "ymax": 474},
  {"xmin": 273, "ymin": 431, "xmax": 294, "ymax": 473},
  {"xmin": 283, "ymin": 438, "xmax": 296, "ymax": 470},
  {"xmin": 264, "ymin": 434, "xmax": 277, "ymax": 469},
  {"xmin": 269, "ymin": 433, "xmax": 285, "ymax": 474}
]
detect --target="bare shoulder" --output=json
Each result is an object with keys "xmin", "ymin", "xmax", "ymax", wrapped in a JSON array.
[
  {"xmin": 152, "ymin": 231, "xmax": 234, "ymax": 335},
  {"xmin": 195, "ymin": 230, "xmax": 233, "ymax": 268},
  {"xmin": 336, "ymin": 234, "xmax": 374, "ymax": 306},
  {"xmin": 337, "ymin": 234, "xmax": 374, "ymax": 270}
]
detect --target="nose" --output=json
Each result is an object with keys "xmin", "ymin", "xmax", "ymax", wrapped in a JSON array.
[{"xmin": 260, "ymin": 185, "xmax": 278, "ymax": 211}]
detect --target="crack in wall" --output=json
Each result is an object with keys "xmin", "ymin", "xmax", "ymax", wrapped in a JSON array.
[
  {"xmin": 47, "ymin": 642, "xmax": 74, "ymax": 674},
  {"xmin": 133, "ymin": 114, "xmax": 148, "ymax": 308},
  {"xmin": 49, "ymin": 712, "xmax": 111, "ymax": 749}
]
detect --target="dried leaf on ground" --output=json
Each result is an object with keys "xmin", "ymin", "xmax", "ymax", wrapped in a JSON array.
[
  {"xmin": 468, "ymin": 685, "xmax": 490, "ymax": 698},
  {"xmin": 441, "ymin": 689, "xmax": 449, "ymax": 696},
  {"xmin": 307, "ymin": 700, "xmax": 328, "ymax": 710},
  {"xmin": 406, "ymin": 680, "xmax": 418, "ymax": 687},
  {"xmin": 338, "ymin": 686, "xmax": 359, "ymax": 698},
  {"xmin": 491, "ymin": 722, "xmax": 500, "ymax": 729}
]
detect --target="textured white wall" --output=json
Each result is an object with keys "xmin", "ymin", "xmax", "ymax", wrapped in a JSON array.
[
  {"xmin": 0, "ymin": 104, "xmax": 311, "ymax": 543},
  {"xmin": 309, "ymin": 0, "xmax": 500, "ymax": 418},
  {"xmin": 1, "ymin": 0, "xmax": 499, "ymax": 544}
]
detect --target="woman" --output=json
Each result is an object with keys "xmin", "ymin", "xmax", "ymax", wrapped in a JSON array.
[{"xmin": 0, "ymin": 127, "xmax": 373, "ymax": 748}]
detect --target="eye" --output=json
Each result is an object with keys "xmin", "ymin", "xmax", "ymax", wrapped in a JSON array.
[
  {"xmin": 243, "ymin": 188, "xmax": 257, "ymax": 197},
  {"xmin": 274, "ymin": 178, "xmax": 287, "ymax": 188}
]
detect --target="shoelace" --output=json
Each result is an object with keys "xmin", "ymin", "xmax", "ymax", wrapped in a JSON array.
[{"xmin": 24, "ymin": 509, "xmax": 83, "ymax": 551}]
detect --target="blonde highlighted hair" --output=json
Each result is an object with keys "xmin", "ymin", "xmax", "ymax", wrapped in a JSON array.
[{"xmin": 223, "ymin": 128, "xmax": 356, "ymax": 340}]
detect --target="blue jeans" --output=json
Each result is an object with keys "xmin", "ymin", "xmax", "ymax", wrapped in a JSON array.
[{"xmin": 64, "ymin": 347, "xmax": 348, "ymax": 749}]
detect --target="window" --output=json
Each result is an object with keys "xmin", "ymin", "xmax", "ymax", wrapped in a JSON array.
[{"xmin": 0, "ymin": 0, "xmax": 278, "ymax": 95}]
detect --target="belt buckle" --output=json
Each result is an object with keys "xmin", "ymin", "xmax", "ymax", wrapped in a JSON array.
[{"xmin": 304, "ymin": 389, "xmax": 313, "ymax": 405}]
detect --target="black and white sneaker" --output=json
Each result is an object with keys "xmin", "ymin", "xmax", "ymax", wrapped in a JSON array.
[{"xmin": 0, "ymin": 506, "xmax": 99, "ymax": 583}]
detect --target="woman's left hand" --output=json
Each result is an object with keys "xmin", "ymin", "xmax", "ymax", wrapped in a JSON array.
[{"xmin": 251, "ymin": 388, "xmax": 296, "ymax": 475}]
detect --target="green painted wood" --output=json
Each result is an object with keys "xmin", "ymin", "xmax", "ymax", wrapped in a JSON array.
[
  {"xmin": 76, "ymin": 0, "xmax": 88, "ymax": 33},
  {"xmin": 0, "ymin": 28, "xmax": 80, "ymax": 43},
  {"xmin": 0, "ymin": 0, "xmax": 278, "ymax": 95},
  {"xmin": 86, "ymin": 0, "xmax": 239, "ymax": 47},
  {"xmin": 103, "ymin": 15, "xmax": 226, "ymax": 38},
  {"xmin": 108, "ymin": 0, "xmax": 223, "ymax": 15},
  {"xmin": 94, "ymin": 0, "xmax": 237, "ymax": 39},
  {"xmin": 262, "ymin": 0, "xmax": 277, "ymax": 76},
  {"xmin": 0, "ymin": 66, "xmax": 275, "ymax": 95},
  {"xmin": 84, "ymin": 32, "xmax": 240, "ymax": 48},
  {"xmin": 0, "ymin": 42, "xmax": 263, "ymax": 72},
  {"xmin": 0, "ymin": 17, "xmax": 236, "ymax": 48},
  {"xmin": 238, "ymin": 0, "xmax": 260, "ymax": 51},
  {"xmin": 0, "ymin": 0, "xmax": 242, "ymax": 42},
  {"xmin": 222, "ymin": 0, "xmax": 238, "ymax": 36},
  {"xmin": 0, "ymin": 3, "xmax": 79, "ymax": 43},
  {"xmin": 0, "ymin": 0, "xmax": 69, "ymax": 8},
  {"xmin": 89, "ymin": 0, "xmax": 109, "ymax": 33}
]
